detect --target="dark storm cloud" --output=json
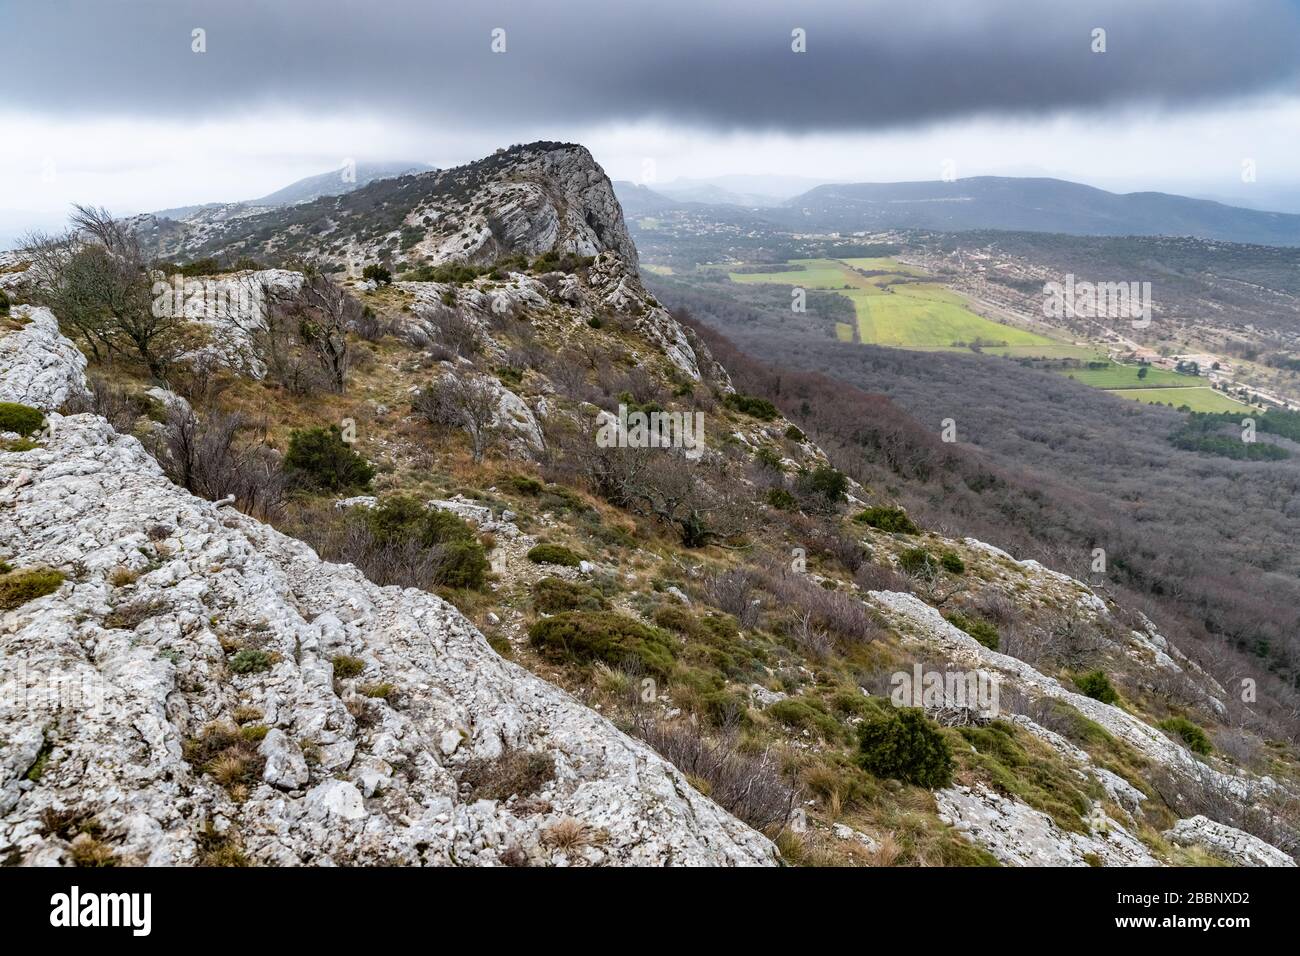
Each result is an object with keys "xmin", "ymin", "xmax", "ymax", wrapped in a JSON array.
[{"xmin": 4, "ymin": 0, "xmax": 1299, "ymax": 131}]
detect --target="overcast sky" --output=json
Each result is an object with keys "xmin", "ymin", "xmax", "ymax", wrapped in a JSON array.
[{"xmin": 3, "ymin": 0, "xmax": 1300, "ymax": 238}]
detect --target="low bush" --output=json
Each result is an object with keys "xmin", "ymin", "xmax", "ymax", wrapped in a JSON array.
[
  {"xmin": 362, "ymin": 496, "xmax": 488, "ymax": 589},
  {"xmin": 279, "ymin": 496, "xmax": 488, "ymax": 591},
  {"xmin": 528, "ymin": 611, "xmax": 677, "ymax": 678},
  {"xmin": 458, "ymin": 746, "xmax": 555, "ymax": 801},
  {"xmin": 765, "ymin": 487, "xmax": 797, "ymax": 511},
  {"xmin": 856, "ymin": 707, "xmax": 953, "ymax": 788},
  {"xmin": 897, "ymin": 547, "xmax": 938, "ymax": 575},
  {"xmin": 526, "ymin": 543, "xmax": 583, "ymax": 567},
  {"xmin": 1158, "ymin": 716, "xmax": 1213, "ymax": 755},
  {"xmin": 229, "ymin": 649, "xmax": 274, "ymax": 674},
  {"xmin": 1074, "ymin": 670, "xmax": 1120, "ymax": 705},
  {"xmin": 939, "ymin": 551, "xmax": 966, "ymax": 574},
  {"xmin": 795, "ymin": 464, "xmax": 848, "ymax": 508},
  {"xmin": 724, "ymin": 392, "xmax": 779, "ymax": 421},
  {"xmin": 854, "ymin": 506, "xmax": 919, "ymax": 534},
  {"xmin": 945, "ymin": 611, "xmax": 1000, "ymax": 650},
  {"xmin": 784, "ymin": 424, "xmax": 806, "ymax": 442},
  {"xmin": 361, "ymin": 264, "xmax": 392, "ymax": 285},
  {"xmin": 282, "ymin": 425, "xmax": 375, "ymax": 493},
  {"xmin": 532, "ymin": 576, "xmax": 607, "ymax": 613},
  {"xmin": 0, "ymin": 567, "xmax": 64, "ymax": 611},
  {"xmin": 0, "ymin": 401, "xmax": 44, "ymax": 437},
  {"xmin": 766, "ymin": 697, "xmax": 842, "ymax": 740},
  {"xmin": 634, "ymin": 714, "xmax": 799, "ymax": 832}
]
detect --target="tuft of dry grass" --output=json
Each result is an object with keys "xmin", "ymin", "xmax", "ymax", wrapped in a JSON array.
[{"xmin": 541, "ymin": 817, "xmax": 593, "ymax": 852}]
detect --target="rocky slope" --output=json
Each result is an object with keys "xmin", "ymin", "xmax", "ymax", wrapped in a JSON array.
[
  {"xmin": 3, "ymin": 141, "xmax": 1296, "ymax": 868},
  {"xmin": 0, "ymin": 309, "xmax": 776, "ymax": 867}
]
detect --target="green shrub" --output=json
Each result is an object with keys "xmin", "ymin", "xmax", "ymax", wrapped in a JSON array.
[
  {"xmin": 331, "ymin": 654, "xmax": 366, "ymax": 679},
  {"xmin": 229, "ymin": 649, "xmax": 274, "ymax": 674},
  {"xmin": 766, "ymin": 698, "xmax": 842, "ymax": 740},
  {"xmin": 724, "ymin": 393, "xmax": 779, "ymax": 421},
  {"xmin": 1158, "ymin": 716, "xmax": 1213, "ymax": 755},
  {"xmin": 939, "ymin": 551, "xmax": 966, "ymax": 574},
  {"xmin": 526, "ymin": 543, "xmax": 583, "ymax": 567},
  {"xmin": 0, "ymin": 402, "xmax": 45, "ymax": 437},
  {"xmin": 282, "ymin": 425, "xmax": 375, "ymax": 493},
  {"xmin": 765, "ymin": 487, "xmax": 797, "ymax": 511},
  {"xmin": 505, "ymin": 475, "xmax": 543, "ymax": 495},
  {"xmin": 754, "ymin": 446, "xmax": 783, "ymax": 470},
  {"xmin": 795, "ymin": 464, "xmax": 848, "ymax": 505},
  {"xmin": 1074, "ymin": 670, "xmax": 1119, "ymax": 705},
  {"xmin": 362, "ymin": 495, "xmax": 487, "ymax": 589},
  {"xmin": 856, "ymin": 707, "xmax": 953, "ymax": 788},
  {"xmin": 532, "ymin": 576, "xmax": 607, "ymax": 613},
  {"xmin": 784, "ymin": 424, "xmax": 806, "ymax": 442},
  {"xmin": 945, "ymin": 611, "xmax": 999, "ymax": 650},
  {"xmin": 0, "ymin": 289, "xmax": 9, "ymax": 315},
  {"xmin": 897, "ymin": 547, "xmax": 938, "ymax": 575},
  {"xmin": 0, "ymin": 567, "xmax": 64, "ymax": 610},
  {"xmin": 854, "ymin": 505, "xmax": 919, "ymax": 534},
  {"xmin": 361, "ymin": 264, "xmax": 392, "ymax": 285},
  {"xmin": 528, "ymin": 611, "xmax": 677, "ymax": 679}
]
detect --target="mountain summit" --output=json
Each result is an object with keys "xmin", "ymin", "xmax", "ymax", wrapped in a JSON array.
[{"xmin": 139, "ymin": 142, "xmax": 639, "ymax": 270}]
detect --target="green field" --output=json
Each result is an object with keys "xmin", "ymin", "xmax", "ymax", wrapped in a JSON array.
[
  {"xmin": 1111, "ymin": 386, "xmax": 1253, "ymax": 413},
  {"xmin": 728, "ymin": 257, "xmax": 1064, "ymax": 351},
  {"xmin": 1058, "ymin": 363, "xmax": 1192, "ymax": 389}
]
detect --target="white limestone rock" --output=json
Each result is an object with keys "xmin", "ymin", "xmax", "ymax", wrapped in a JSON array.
[
  {"xmin": 937, "ymin": 784, "xmax": 1158, "ymax": 867},
  {"xmin": 0, "ymin": 306, "xmax": 87, "ymax": 409},
  {"xmin": 1164, "ymin": 816, "xmax": 1296, "ymax": 867},
  {"xmin": 0, "ymin": 357, "xmax": 776, "ymax": 865}
]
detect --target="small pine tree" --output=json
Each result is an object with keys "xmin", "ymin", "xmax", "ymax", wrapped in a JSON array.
[
  {"xmin": 282, "ymin": 425, "xmax": 375, "ymax": 493},
  {"xmin": 857, "ymin": 708, "xmax": 953, "ymax": 789}
]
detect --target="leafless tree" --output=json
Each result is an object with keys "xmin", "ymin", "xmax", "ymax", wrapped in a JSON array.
[
  {"xmin": 273, "ymin": 271, "xmax": 359, "ymax": 392},
  {"xmin": 414, "ymin": 372, "xmax": 501, "ymax": 463},
  {"xmin": 147, "ymin": 404, "xmax": 284, "ymax": 519}
]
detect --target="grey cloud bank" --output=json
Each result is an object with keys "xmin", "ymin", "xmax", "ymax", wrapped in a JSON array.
[{"xmin": 3, "ymin": 0, "xmax": 1298, "ymax": 132}]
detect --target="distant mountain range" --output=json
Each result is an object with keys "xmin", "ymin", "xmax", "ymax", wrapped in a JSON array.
[{"xmin": 616, "ymin": 175, "xmax": 1300, "ymax": 246}]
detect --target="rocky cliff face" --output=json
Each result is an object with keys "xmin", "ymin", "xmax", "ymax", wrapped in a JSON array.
[{"xmin": 139, "ymin": 142, "xmax": 640, "ymax": 272}]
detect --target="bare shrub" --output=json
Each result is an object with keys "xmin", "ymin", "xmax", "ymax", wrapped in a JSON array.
[
  {"xmin": 1211, "ymin": 727, "xmax": 1263, "ymax": 769},
  {"xmin": 414, "ymin": 372, "xmax": 501, "ymax": 464},
  {"xmin": 421, "ymin": 306, "xmax": 481, "ymax": 358},
  {"xmin": 147, "ymin": 405, "xmax": 284, "ymax": 519},
  {"xmin": 1148, "ymin": 763, "xmax": 1300, "ymax": 859},
  {"xmin": 759, "ymin": 566, "xmax": 881, "ymax": 645},
  {"xmin": 703, "ymin": 568, "xmax": 762, "ymax": 629},
  {"xmin": 633, "ymin": 713, "xmax": 800, "ymax": 834},
  {"xmin": 853, "ymin": 560, "xmax": 913, "ymax": 594},
  {"xmin": 63, "ymin": 375, "xmax": 151, "ymax": 432},
  {"xmin": 968, "ymin": 587, "xmax": 1020, "ymax": 627},
  {"xmin": 266, "ymin": 271, "xmax": 359, "ymax": 393},
  {"xmin": 788, "ymin": 610, "xmax": 833, "ymax": 662},
  {"xmin": 581, "ymin": 446, "xmax": 751, "ymax": 547}
]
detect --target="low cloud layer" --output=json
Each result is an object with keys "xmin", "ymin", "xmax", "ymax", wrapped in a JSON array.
[{"xmin": 5, "ymin": 0, "xmax": 1299, "ymax": 132}]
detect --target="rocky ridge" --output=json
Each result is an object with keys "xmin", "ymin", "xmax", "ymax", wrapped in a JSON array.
[{"xmin": 0, "ymin": 362, "xmax": 776, "ymax": 867}]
